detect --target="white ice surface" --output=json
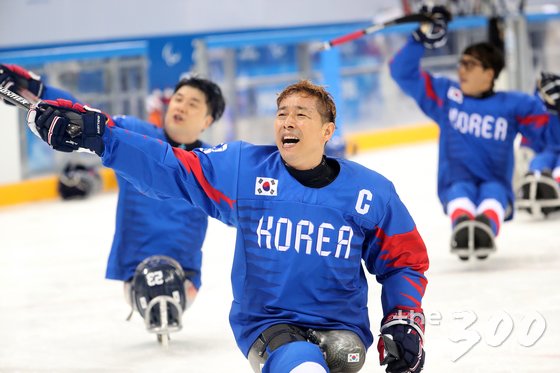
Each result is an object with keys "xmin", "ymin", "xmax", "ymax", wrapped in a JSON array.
[{"xmin": 1, "ymin": 141, "xmax": 559, "ymax": 372}]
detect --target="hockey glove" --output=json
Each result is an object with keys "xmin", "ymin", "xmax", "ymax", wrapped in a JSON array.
[
  {"xmin": 0, "ymin": 64, "xmax": 43, "ymax": 104},
  {"xmin": 412, "ymin": 5, "xmax": 452, "ymax": 49},
  {"xmin": 27, "ymin": 99, "xmax": 111, "ymax": 155},
  {"xmin": 538, "ymin": 72, "xmax": 560, "ymax": 112},
  {"xmin": 377, "ymin": 308, "xmax": 425, "ymax": 373}
]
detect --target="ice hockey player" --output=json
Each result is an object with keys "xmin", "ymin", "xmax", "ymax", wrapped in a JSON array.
[
  {"xmin": 0, "ymin": 63, "xmax": 225, "ymax": 344},
  {"xmin": 517, "ymin": 72, "xmax": 560, "ymax": 216},
  {"xmin": 27, "ymin": 79, "xmax": 429, "ymax": 373},
  {"xmin": 389, "ymin": 6, "xmax": 554, "ymax": 260}
]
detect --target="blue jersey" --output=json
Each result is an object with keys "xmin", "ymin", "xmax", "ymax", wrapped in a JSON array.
[
  {"xmin": 101, "ymin": 126, "xmax": 429, "ymax": 356},
  {"xmin": 525, "ymin": 91, "xmax": 560, "ymax": 172},
  {"xmin": 42, "ymin": 85, "xmax": 79, "ymax": 102},
  {"xmin": 523, "ymin": 91, "xmax": 560, "ymax": 152},
  {"xmin": 391, "ymin": 37, "xmax": 550, "ymax": 218},
  {"xmin": 104, "ymin": 116, "xmax": 209, "ymax": 289},
  {"xmin": 42, "ymin": 86, "xmax": 208, "ymax": 289}
]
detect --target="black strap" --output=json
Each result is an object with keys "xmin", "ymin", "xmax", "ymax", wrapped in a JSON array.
[{"xmin": 256, "ymin": 324, "xmax": 309, "ymax": 357}]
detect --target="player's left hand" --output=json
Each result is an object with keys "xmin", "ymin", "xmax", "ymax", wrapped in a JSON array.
[
  {"xmin": 27, "ymin": 99, "xmax": 111, "ymax": 155},
  {"xmin": 412, "ymin": 5, "xmax": 451, "ymax": 49},
  {"xmin": 538, "ymin": 72, "xmax": 560, "ymax": 111},
  {"xmin": 377, "ymin": 308, "xmax": 425, "ymax": 373}
]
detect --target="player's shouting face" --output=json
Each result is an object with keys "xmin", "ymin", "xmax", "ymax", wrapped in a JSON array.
[
  {"xmin": 164, "ymin": 85, "xmax": 213, "ymax": 144},
  {"xmin": 275, "ymin": 92, "xmax": 335, "ymax": 170}
]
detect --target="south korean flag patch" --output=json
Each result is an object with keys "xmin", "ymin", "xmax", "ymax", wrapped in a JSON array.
[
  {"xmin": 447, "ymin": 86, "xmax": 463, "ymax": 104},
  {"xmin": 255, "ymin": 177, "xmax": 278, "ymax": 196}
]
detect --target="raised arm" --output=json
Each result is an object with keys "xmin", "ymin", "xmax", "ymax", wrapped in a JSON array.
[
  {"xmin": 26, "ymin": 99, "xmax": 238, "ymax": 225},
  {"xmin": 389, "ymin": 6, "xmax": 452, "ymax": 125}
]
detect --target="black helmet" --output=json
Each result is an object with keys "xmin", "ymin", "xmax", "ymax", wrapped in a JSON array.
[
  {"xmin": 57, "ymin": 163, "xmax": 101, "ymax": 200},
  {"xmin": 131, "ymin": 255, "xmax": 187, "ymax": 333}
]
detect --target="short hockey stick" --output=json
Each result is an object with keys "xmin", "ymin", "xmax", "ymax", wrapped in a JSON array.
[
  {"xmin": 0, "ymin": 84, "xmax": 33, "ymax": 110},
  {"xmin": 0, "ymin": 84, "xmax": 82, "ymax": 137},
  {"xmin": 322, "ymin": 13, "xmax": 434, "ymax": 50}
]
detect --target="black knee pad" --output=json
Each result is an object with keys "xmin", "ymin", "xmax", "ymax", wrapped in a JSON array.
[
  {"xmin": 248, "ymin": 324, "xmax": 309, "ymax": 372},
  {"xmin": 308, "ymin": 329, "xmax": 366, "ymax": 373}
]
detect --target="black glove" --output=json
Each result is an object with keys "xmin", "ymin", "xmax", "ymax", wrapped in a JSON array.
[
  {"xmin": 538, "ymin": 72, "xmax": 560, "ymax": 112},
  {"xmin": 377, "ymin": 308, "xmax": 425, "ymax": 373},
  {"xmin": 412, "ymin": 5, "xmax": 452, "ymax": 49},
  {"xmin": 27, "ymin": 99, "xmax": 111, "ymax": 155},
  {"xmin": 0, "ymin": 64, "xmax": 43, "ymax": 104}
]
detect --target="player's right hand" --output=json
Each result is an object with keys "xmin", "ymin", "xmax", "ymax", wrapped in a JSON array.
[
  {"xmin": 27, "ymin": 99, "xmax": 112, "ymax": 155},
  {"xmin": 538, "ymin": 72, "xmax": 560, "ymax": 111},
  {"xmin": 377, "ymin": 308, "xmax": 425, "ymax": 373},
  {"xmin": 412, "ymin": 5, "xmax": 452, "ymax": 49},
  {"xmin": 0, "ymin": 64, "xmax": 43, "ymax": 105}
]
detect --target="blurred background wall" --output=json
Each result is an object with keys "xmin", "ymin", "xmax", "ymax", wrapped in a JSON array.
[
  {"xmin": 0, "ymin": 0, "xmax": 385, "ymax": 47},
  {"xmin": 1, "ymin": 0, "xmax": 560, "ymax": 200}
]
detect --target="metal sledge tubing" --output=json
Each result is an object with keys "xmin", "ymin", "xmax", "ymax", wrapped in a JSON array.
[
  {"xmin": 144, "ymin": 295, "xmax": 184, "ymax": 334},
  {"xmin": 516, "ymin": 175, "xmax": 560, "ymax": 208},
  {"xmin": 450, "ymin": 220, "xmax": 496, "ymax": 258}
]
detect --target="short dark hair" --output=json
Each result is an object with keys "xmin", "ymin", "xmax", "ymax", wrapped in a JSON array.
[
  {"xmin": 174, "ymin": 76, "xmax": 226, "ymax": 124},
  {"xmin": 463, "ymin": 42, "xmax": 505, "ymax": 81},
  {"xmin": 277, "ymin": 80, "xmax": 336, "ymax": 125}
]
